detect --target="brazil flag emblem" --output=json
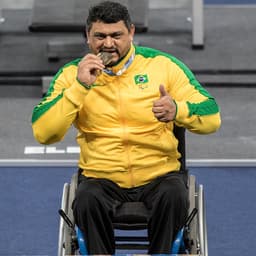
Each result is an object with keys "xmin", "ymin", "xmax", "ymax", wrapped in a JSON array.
[{"xmin": 134, "ymin": 74, "xmax": 149, "ymax": 84}]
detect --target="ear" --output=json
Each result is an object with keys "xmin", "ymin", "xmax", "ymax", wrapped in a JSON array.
[
  {"xmin": 86, "ymin": 30, "xmax": 90, "ymax": 44},
  {"xmin": 129, "ymin": 24, "xmax": 135, "ymax": 41}
]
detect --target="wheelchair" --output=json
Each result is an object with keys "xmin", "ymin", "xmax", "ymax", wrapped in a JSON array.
[{"xmin": 57, "ymin": 126, "xmax": 208, "ymax": 255}]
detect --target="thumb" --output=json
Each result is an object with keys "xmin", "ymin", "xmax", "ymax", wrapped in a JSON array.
[{"xmin": 159, "ymin": 84, "xmax": 168, "ymax": 98}]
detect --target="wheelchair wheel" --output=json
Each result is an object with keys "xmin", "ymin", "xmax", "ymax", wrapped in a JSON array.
[
  {"xmin": 58, "ymin": 183, "xmax": 70, "ymax": 256},
  {"xmin": 187, "ymin": 175, "xmax": 199, "ymax": 254},
  {"xmin": 186, "ymin": 174, "xmax": 209, "ymax": 256},
  {"xmin": 198, "ymin": 184, "xmax": 208, "ymax": 256},
  {"xmin": 58, "ymin": 173, "xmax": 80, "ymax": 256},
  {"xmin": 67, "ymin": 173, "xmax": 78, "ymax": 224},
  {"xmin": 64, "ymin": 173, "xmax": 78, "ymax": 255}
]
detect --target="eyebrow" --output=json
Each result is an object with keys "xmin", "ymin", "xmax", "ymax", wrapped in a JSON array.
[{"xmin": 93, "ymin": 31, "xmax": 124, "ymax": 37}]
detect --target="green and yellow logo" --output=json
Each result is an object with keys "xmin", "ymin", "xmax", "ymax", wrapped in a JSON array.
[{"xmin": 134, "ymin": 74, "xmax": 149, "ymax": 84}]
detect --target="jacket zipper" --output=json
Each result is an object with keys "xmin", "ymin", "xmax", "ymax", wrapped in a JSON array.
[{"xmin": 117, "ymin": 80, "xmax": 134, "ymax": 187}]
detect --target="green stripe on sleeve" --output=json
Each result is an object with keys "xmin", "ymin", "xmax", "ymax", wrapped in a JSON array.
[
  {"xmin": 31, "ymin": 90, "xmax": 64, "ymax": 123},
  {"xmin": 135, "ymin": 46, "xmax": 211, "ymax": 96},
  {"xmin": 187, "ymin": 99, "xmax": 219, "ymax": 116},
  {"xmin": 31, "ymin": 58, "xmax": 81, "ymax": 123},
  {"xmin": 167, "ymin": 58, "xmax": 220, "ymax": 116}
]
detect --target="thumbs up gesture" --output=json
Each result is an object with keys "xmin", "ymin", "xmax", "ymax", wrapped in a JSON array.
[{"xmin": 152, "ymin": 85, "xmax": 177, "ymax": 122}]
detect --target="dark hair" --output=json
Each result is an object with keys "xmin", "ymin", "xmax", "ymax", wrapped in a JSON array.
[{"xmin": 86, "ymin": 1, "xmax": 132, "ymax": 32}]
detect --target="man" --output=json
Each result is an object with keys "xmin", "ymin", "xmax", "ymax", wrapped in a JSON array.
[{"xmin": 32, "ymin": 1, "xmax": 221, "ymax": 254}]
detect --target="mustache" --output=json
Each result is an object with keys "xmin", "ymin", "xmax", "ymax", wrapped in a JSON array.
[{"xmin": 100, "ymin": 47, "xmax": 117, "ymax": 51}]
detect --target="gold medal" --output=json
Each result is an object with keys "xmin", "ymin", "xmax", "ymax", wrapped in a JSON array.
[{"xmin": 97, "ymin": 52, "xmax": 113, "ymax": 66}]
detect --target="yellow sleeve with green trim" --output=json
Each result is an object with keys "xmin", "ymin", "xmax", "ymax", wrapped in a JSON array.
[
  {"xmin": 168, "ymin": 57, "xmax": 221, "ymax": 134},
  {"xmin": 135, "ymin": 46, "xmax": 221, "ymax": 134},
  {"xmin": 31, "ymin": 61, "xmax": 89, "ymax": 144}
]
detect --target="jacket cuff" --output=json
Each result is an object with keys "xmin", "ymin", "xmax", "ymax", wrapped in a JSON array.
[{"xmin": 174, "ymin": 101, "xmax": 190, "ymax": 122}]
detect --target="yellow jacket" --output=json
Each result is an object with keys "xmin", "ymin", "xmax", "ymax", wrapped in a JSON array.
[{"xmin": 32, "ymin": 44, "xmax": 221, "ymax": 188}]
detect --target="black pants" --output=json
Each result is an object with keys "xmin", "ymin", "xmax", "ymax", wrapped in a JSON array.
[{"xmin": 72, "ymin": 171, "xmax": 189, "ymax": 254}]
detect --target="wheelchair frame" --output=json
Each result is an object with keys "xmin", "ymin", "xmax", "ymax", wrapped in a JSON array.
[
  {"xmin": 58, "ymin": 127, "xmax": 208, "ymax": 255},
  {"xmin": 58, "ymin": 172, "xmax": 208, "ymax": 255}
]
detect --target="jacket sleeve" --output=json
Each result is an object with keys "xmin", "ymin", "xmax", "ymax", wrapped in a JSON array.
[
  {"xmin": 168, "ymin": 59, "xmax": 221, "ymax": 134},
  {"xmin": 31, "ymin": 65, "xmax": 89, "ymax": 144}
]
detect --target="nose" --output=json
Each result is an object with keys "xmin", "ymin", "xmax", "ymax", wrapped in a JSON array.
[{"xmin": 103, "ymin": 36, "xmax": 114, "ymax": 48}]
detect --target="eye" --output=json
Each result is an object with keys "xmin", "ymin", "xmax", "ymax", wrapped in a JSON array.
[
  {"xmin": 95, "ymin": 35, "xmax": 105, "ymax": 40},
  {"xmin": 94, "ymin": 33, "xmax": 106, "ymax": 40},
  {"xmin": 112, "ymin": 33, "xmax": 122, "ymax": 39},
  {"xmin": 113, "ymin": 35, "xmax": 121, "ymax": 39}
]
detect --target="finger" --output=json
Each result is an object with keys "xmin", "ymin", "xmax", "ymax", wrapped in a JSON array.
[
  {"xmin": 81, "ymin": 55, "xmax": 105, "ymax": 67},
  {"xmin": 159, "ymin": 84, "xmax": 168, "ymax": 98},
  {"xmin": 158, "ymin": 117, "xmax": 169, "ymax": 122},
  {"xmin": 154, "ymin": 112, "xmax": 165, "ymax": 118},
  {"xmin": 79, "ymin": 60, "xmax": 105, "ymax": 72},
  {"xmin": 153, "ymin": 100, "xmax": 162, "ymax": 107},
  {"xmin": 152, "ymin": 106, "xmax": 164, "ymax": 113}
]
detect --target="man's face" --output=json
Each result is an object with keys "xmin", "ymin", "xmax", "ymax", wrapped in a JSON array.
[{"xmin": 86, "ymin": 21, "xmax": 135, "ymax": 66}]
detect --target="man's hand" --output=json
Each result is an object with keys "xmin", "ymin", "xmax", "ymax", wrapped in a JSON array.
[
  {"xmin": 77, "ymin": 54, "xmax": 105, "ymax": 85},
  {"xmin": 152, "ymin": 85, "xmax": 177, "ymax": 122}
]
